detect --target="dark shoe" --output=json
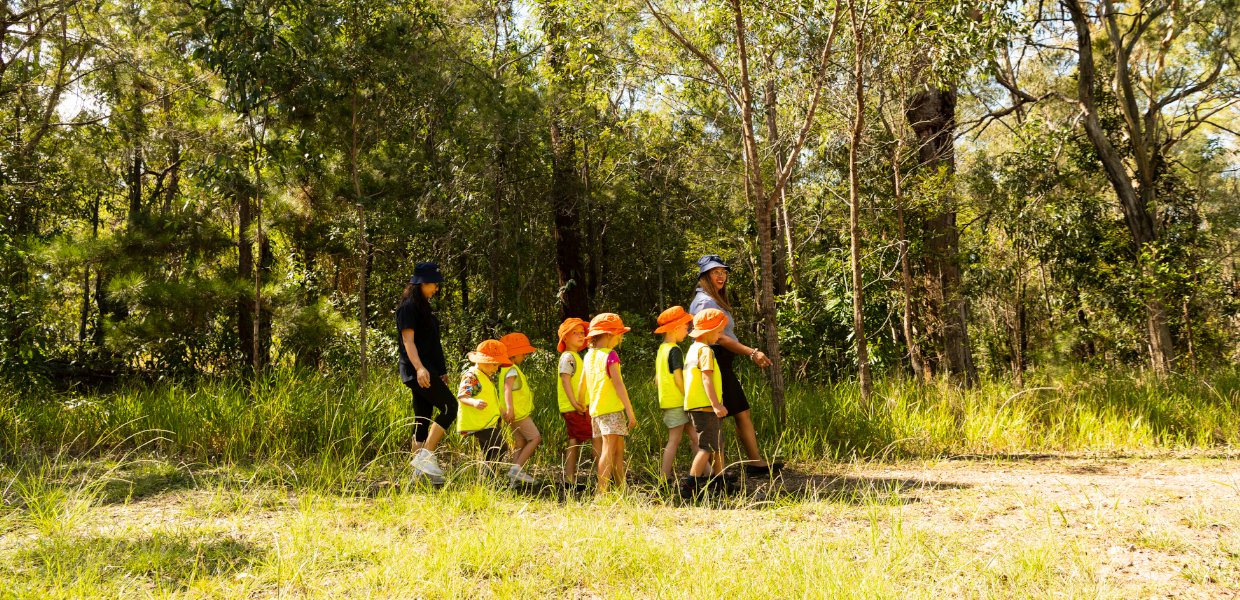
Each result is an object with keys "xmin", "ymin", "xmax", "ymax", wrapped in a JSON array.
[
  {"xmin": 679, "ymin": 475, "xmax": 707, "ymax": 498},
  {"xmin": 744, "ymin": 462, "xmax": 785, "ymax": 478},
  {"xmin": 710, "ymin": 475, "xmax": 739, "ymax": 494},
  {"xmin": 722, "ymin": 471, "xmax": 739, "ymax": 483}
]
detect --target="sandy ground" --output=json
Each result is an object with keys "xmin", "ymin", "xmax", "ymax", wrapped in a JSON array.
[{"xmin": 757, "ymin": 456, "xmax": 1240, "ymax": 598}]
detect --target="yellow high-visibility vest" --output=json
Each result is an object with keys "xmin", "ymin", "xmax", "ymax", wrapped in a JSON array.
[
  {"xmin": 684, "ymin": 342, "xmax": 723, "ymax": 411},
  {"xmin": 458, "ymin": 366, "xmax": 501, "ymax": 432}
]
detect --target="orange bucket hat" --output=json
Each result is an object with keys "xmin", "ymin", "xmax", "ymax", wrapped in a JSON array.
[
  {"xmin": 585, "ymin": 313, "xmax": 631, "ymax": 338},
  {"xmin": 688, "ymin": 308, "xmax": 729, "ymax": 338},
  {"xmin": 467, "ymin": 339, "xmax": 509, "ymax": 364},
  {"xmin": 654, "ymin": 306, "xmax": 694, "ymax": 334},
  {"xmin": 556, "ymin": 318, "xmax": 587, "ymax": 352},
  {"xmin": 499, "ymin": 332, "xmax": 537, "ymax": 357}
]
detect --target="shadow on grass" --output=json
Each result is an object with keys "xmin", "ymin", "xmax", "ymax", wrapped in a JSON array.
[
  {"xmin": 745, "ymin": 472, "xmax": 972, "ymax": 505},
  {"xmin": 12, "ymin": 532, "xmax": 265, "ymax": 589}
]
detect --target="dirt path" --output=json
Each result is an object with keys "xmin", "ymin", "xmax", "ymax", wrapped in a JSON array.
[{"xmin": 755, "ymin": 456, "xmax": 1240, "ymax": 598}]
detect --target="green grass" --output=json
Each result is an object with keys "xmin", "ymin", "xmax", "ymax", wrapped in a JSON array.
[
  {"xmin": 3, "ymin": 366, "xmax": 1237, "ymax": 473},
  {"xmin": 0, "ymin": 457, "xmax": 1120, "ymax": 599}
]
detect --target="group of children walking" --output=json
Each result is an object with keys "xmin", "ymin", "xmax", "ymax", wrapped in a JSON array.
[{"xmin": 432, "ymin": 307, "xmax": 738, "ymax": 495}]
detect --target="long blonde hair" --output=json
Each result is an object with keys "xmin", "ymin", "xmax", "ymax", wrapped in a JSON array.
[{"xmin": 694, "ymin": 273, "xmax": 732, "ymax": 313}]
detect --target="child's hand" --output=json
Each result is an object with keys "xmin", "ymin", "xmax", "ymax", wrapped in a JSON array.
[
  {"xmin": 574, "ymin": 403, "xmax": 587, "ymax": 415},
  {"xmin": 472, "ymin": 398, "xmax": 488, "ymax": 410},
  {"xmin": 626, "ymin": 410, "xmax": 637, "ymax": 428},
  {"xmin": 713, "ymin": 405, "xmax": 728, "ymax": 418},
  {"xmin": 503, "ymin": 411, "xmax": 514, "ymax": 424}
]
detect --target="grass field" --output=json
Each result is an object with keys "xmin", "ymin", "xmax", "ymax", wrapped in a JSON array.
[{"xmin": 1, "ymin": 367, "xmax": 1238, "ymax": 598}]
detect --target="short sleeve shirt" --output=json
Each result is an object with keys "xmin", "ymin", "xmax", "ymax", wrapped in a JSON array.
[
  {"xmin": 558, "ymin": 353, "xmax": 578, "ymax": 376},
  {"xmin": 606, "ymin": 350, "xmax": 621, "ymax": 368},
  {"xmin": 688, "ymin": 289, "xmax": 738, "ymax": 342},
  {"xmin": 666, "ymin": 346, "xmax": 684, "ymax": 373},
  {"xmin": 396, "ymin": 300, "xmax": 447, "ymax": 381},
  {"xmin": 684, "ymin": 344, "xmax": 715, "ymax": 373},
  {"xmin": 505, "ymin": 366, "xmax": 523, "ymax": 391}
]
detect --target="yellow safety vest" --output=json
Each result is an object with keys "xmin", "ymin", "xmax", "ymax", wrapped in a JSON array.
[
  {"xmin": 684, "ymin": 342, "xmax": 723, "ymax": 411},
  {"xmin": 458, "ymin": 366, "xmax": 501, "ymax": 433},
  {"xmin": 556, "ymin": 351, "xmax": 583, "ymax": 413},
  {"xmin": 655, "ymin": 343, "xmax": 683, "ymax": 409},
  {"xmin": 500, "ymin": 364, "xmax": 534, "ymax": 422},
  {"xmin": 583, "ymin": 347, "xmax": 623, "ymax": 417}
]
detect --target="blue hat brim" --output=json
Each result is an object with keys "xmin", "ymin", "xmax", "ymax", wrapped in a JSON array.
[{"xmin": 698, "ymin": 261, "xmax": 732, "ymax": 277}]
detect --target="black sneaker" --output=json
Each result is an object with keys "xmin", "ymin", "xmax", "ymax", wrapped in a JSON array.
[
  {"xmin": 679, "ymin": 475, "xmax": 707, "ymax": 498},
  {"xmin": 721, "ymin": 471, "xmax": 739, "ymax": 483},
  {"xmin": 709, "ymin": 475, "xmax": 739, "ymax": 494},
  {"xmin": 744, "ymin": 462, "xmax": 785, "ymax": 478}
]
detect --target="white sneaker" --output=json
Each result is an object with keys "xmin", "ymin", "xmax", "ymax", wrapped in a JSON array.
[
  {"xmin": 507, "ymin": 465, "xmax": 536, "ymax": 484},
  {"xmin": 412, "ymin": 448, "xmax": 444, "ymax": 477},
  {"xmin": 410, "ymin": 470, "xmax": 446, "ymax": 487}
]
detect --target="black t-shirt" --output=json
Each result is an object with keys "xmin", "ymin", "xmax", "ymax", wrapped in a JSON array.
[
  {"xmin": 395, "ymin": 299, "xmax": 447, "ymax": 381},
  {"xmin": 666, "ymin": 346, "xmax": 684, "ymax": 373}
]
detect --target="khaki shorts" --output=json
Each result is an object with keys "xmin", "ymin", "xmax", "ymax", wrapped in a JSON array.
[
  {"xmin": 591, "ymin": 411, "xmax": 629, "ymax": 438},
  {"xmin": 509, "ymin": 417, "xmax": 541, "ymax": 446},
  {"xmin": 662, "ymin": 406, "xmax": 690, "ymax": 429}
]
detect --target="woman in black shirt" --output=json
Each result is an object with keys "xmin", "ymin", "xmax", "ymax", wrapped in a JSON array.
[{"xmin": 396, "ymin": 262, "xmax": 455, "ymax": 482}]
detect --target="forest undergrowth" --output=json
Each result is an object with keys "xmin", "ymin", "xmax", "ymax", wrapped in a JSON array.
[{"xmin": 1, "ymin": 368, "xmax": 1238, "ymax": 598}]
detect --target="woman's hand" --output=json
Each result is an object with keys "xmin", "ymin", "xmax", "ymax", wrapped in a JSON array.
[
  {"xmin": 750, "ymin": 350, "xmax": 772, "ymax": 367},
  {"xmin": 416, "ymin": 366, "xmax": 431, "ymax": 388}
]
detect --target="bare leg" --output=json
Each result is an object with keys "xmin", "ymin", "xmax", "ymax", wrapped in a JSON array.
[
  {"xmin": 687, "ymin": 422, "xmax": 700, "ymax": 456},
  {"xmin": 514, "ymin": 436, "xmax": 541, "ymax": 467},
  {"xmin": 614, "ymin": 436, "xmax": 627, "ymax": 490},
  {"xmin": 565, "ymin": 439, "xmax": 582, "ymax": 484},
  {"xmin": 412, "ymin": 423, "xmax": 447, "ymax": 453},
  {"xmin": 689, "ymin": 450, "xmax": 711, "ymax": 477},
  {"xmin": 732, "ymin": 410, "xmax": 768, "ymax": 467},
  {"xmin": 597, "ymin": 435, "xmax": 616, "ymax": 494},
  {"xmin": 660, "ymin": 425, "xmax": 685, "ymax": 480},
  {"xmin": 590, "ymin": 437, "xmax": 601, "ymax": 461}
]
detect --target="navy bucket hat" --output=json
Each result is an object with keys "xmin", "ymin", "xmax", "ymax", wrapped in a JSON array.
[
  {"xmin": 696, "ymin": 254, "xmax": 732, "ymax": 277},
  {"xmin": 409, "ymin": 262, "xmax": 445, "ymax": 285}
]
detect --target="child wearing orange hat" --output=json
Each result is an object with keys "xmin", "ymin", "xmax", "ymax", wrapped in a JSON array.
[
  {"xmin": 654, "ymin": 306, "xmax": 700, "ymax": 482},
  {"xmin": 577, "ymin": 313, "xmax": 636, "ymax": 494},
  {"xmin": 498, "ymin": 332, "xmax": 540, "ymax": 485},
  {"xmin": 456, "ymin": 340, "xmax": 509, "ymax": 464},
  {"xmin": 556, "ymin": 317, "xmax": 598, "ymax": 490},
  {"xmin": 681, "ymin": 309, "xmax": 730, "ymax": 496}
]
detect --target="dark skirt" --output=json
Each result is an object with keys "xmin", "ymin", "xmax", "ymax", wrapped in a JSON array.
[{"xmin": 712, "ymin": 346, "xmax": 751, "ymax": 418}]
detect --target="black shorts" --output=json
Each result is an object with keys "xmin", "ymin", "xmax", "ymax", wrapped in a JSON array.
[
  {"xmin": 468, "ymin": 427, "xmax": 508, "ymax": 463},
  {"xmin": 712, "ymin": 346, "xmax": 751, "ymax": 418}
]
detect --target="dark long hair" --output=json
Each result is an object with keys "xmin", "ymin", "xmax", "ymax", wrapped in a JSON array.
[
  {"xmin": 399, "ymin": 283, "xmax": 433, "ymax": 318},
  {"xmin": 693, "ymin": 272, "xmax": 731, "ymax": 312}
]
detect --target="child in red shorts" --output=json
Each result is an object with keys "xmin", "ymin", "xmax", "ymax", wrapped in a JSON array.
[{"xmin": 556, "ymin": 318, "xmax": 599, "ymax": 489}]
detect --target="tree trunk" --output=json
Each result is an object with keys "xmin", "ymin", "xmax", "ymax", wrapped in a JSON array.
[
  {"xmin": 237, "ymin": 185, "xmax": 254, "ymax": 371},
  {"xmin": 544, "ymin": 8, "xmax": 589, "ymax": 321},
  {"xmin": 729, "ymin": 0, "xmax": 787, "ymax": 428},
  {"xmin": 905, "ymin": 83, "xmax": 975, "ymax": 385},
  {"xmin": 489, "ymin": 147, "xmax": 504, "ymax": 334},
  {"xmin": 1062, "ymin": 0, "xmax": 1175, "ymax": 374},
  {"xmin": 162, "ymin": 93, "xmax": 180, "ymax": 215},
  {"xmin": 762, "ymin": 71, "xmax": 789, "ymax": 297},
  {"xmin": 357, "ymin": 206, "xmax": 368, "ymax": 385},
  {"xmin": 847, "ymin": 1, "xmax": 872, "ymax": 405},
  {"xmin": 892, "ymin": 135, "xmax": 924, "ymax": 382}
]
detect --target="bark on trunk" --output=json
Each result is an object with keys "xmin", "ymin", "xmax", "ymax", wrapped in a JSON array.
[
  {"xmin": 905, "ymin": 83, "xmax": 975, "ymax": 385},
  {"xmin": 729, "ymin": 0, "xmax": 787, "ymax": 427},
  {"xmin": 847, "ymin": 1, "xmax": 872, "ymax": 405},
  {"xmin": 1063, "ymin": 0, "xmax": 1175, "ymax": 374},
  {"xmin": 544, "ymin": 10, "xmax": 589, "ymax": 321},
  {"xmin": 237, "ymin": 186, "xmax": 254, "ymax": 371},
  {"xmin": 763, "ymin": 70, "xmax": 789, "ymax": 297},
  {"xmin": 892, "ymin": 136, "xmax": 924, "ymax": 382}
]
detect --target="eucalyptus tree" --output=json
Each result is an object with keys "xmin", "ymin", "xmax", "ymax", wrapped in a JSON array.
[
  {"xmin": 636, "ymin": 0, "xmax": 844, "ymax": 426},
  {"xmin": 982, "ymin": 0, "xmax": 1240, "ymax": 375}
]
